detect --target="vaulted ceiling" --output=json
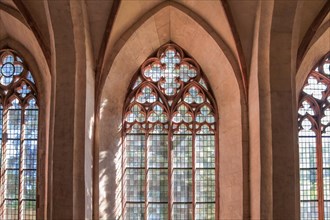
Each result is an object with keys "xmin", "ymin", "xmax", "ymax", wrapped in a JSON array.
[{"xmin": 0, "ymin": 0, "xmax": 328, "ymax": 77}]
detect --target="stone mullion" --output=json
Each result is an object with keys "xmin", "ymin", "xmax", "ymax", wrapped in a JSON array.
[
  {"xmin": 215, "ymin": 117, "xmax": 220, "ymax": 220},
  {"xmin": 168, "ymin": 119, "xmax": 172, "ymax": 220},
  {"xmin": 144, "ymin": 124, "xmax": 148, "ymax": 220},
  {"xmin": 316, "ymin": 106, "xmax": 324, "ymax": 220},
  {"xmin": 18, "ymin": 106, "xmax": 25, "ymax": 220},
  {"xmin": 0, "ymin": 107, "xmax": 8, "ymax": 219},
  {"xmin": 121, "ymin": 130, "xmax": 125, "ymax": 219},
  {"xmin": 0, "ymin": 106, "xmax": 3, "ymax": 218},
  {"xmin": 192, "ymin": 114, "xmax": 196, "ymax": 220}
]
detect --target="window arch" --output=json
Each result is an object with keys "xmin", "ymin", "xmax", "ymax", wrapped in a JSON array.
[
  {"xmin": 298, "ymin": 52, "xmax": 330, "ymax": 220},
  {"xmin": 0, "ymin": 49, "xmax": 38, "ymax": 219},
  {"xmin": 122, "ymin": 44, "xmax": 218, "ymax": 219}
]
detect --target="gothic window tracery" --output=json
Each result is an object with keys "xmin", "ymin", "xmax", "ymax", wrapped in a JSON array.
[
  {"xmin": 122, "ymin": 44, "xmax": 218, "ymax": 219},
  {"xmin": 298, "ymin": 52, "xmax": 330, "ymax": 220},
  {"xmin": 0, "ymin": 49, "xmax": 38, "ymax": 220}
]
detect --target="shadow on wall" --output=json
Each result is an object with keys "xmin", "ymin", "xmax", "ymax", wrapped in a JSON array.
[
  {"xmin": 99, "ymin": 99, "xmax": 108, "ymax": 120},
  {"xmin": 98, "ymin": 96, "xmax": 123, "ymax": 219},
  {"xmin": 114, "ymin": 136, "xmax": 123, "ymax": 219}
]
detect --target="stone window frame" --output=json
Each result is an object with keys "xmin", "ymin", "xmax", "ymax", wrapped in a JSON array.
[
  {"xmin": 121, "ymin": 43, "xmax": 219, "ymax": 219},
  {"xmin": 0, "ymin": 48, "xmax": 39, "ymax": 219},
  {"xmin": 298, "ymin": 52, "xmax": 330, "ymax": 220}
]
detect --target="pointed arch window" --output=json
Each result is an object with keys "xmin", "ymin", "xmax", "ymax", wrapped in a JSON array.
[
  {"xmin": 122, "ymin": 44, "xmax": 218, "ymax": 220},
  {"xmin": 0, "ymin": 49, "xmax": 38, "ymax": 220},
  {"xmin": 298, "ymin": 52, "xmax": 330, "ymax": 220}
]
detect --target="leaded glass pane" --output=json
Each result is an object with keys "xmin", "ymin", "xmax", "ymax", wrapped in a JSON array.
[
  {"xmin": 173, "ymin": 135, "xmax": 192, "ymax": 168},
  {"xmin": 20, "ymin": 201, "xmax": 36, "ymax": 220},
  {"xmin": 300, "ymin": 169, "xmax": 318, "ymax": 201},
  {"xmin": 196, "ymin": 105, "xmax": 215, "ymax": 124},
  {"xmin": 196, "ymin": 169, "xmax": 215, "ymax": 202},
  {"xmin": 324, "ymin": 169, "xmax": 330, "ymax": 201},
  {"xmin": 323, "ymin": 135, "xmax": 330, "ymax": 168},
  {"xmin": 299, "ymin": 135, "xmax": 317, "ymax": 169},
  {"xmin": 172, "ymin": 204, "xmax": 192, "ymax": 220},
  {"xmin": 325, "ymin": 201, "xmax": 330, "ymax": 220},
  {"xmin": 198, "ymin": 79, "xmax": 207, "ymax": 90},
  {"xmin": 184, "ymin": 87, "xmax": 204, "ymax": 104},
  {"xmin": 125, "ymin": 135, "xmax": 145, "ymax": 168},
  {"xmin": 133, "ymin": 77, "xmax": 142, "ymax": 89},
  {"xmin": 3, "ymin": 200, "xmax": 19, "ymax": 220},
  {"xmin": 4, "ymin": 169, "xmax": 19, "ymax": 199},
  {"xmin": 26, "ymin": 72, "xmax": 34, "ymax": 83},
  {"xmin": 124, "ymin": 169, "xmax": 145, "ymax": 202},
  {"xmin": 323, "ymin": 133, "xmax": 330, "ymax": 207},
  {"xmin": 147, "ymin": 169, "xmax": 168, "ymax": 202},
  {"xmin": 24, "ymin": 109, "xmax": 38, "ymax": 140},
  {"xmin": 125, "ymin": 203, "xmax": 144, "ymax": 220},
  {"xmin": 21, "ymin": 170, "xmax": 36, "ymax": 200},
  {"xmin": 22, "ymin": 140, "xmax": 37, "ymax": 170},
  {"xmin": 7, "ymin": 107, "xmax": 21, "ymax": 140},
  {"xmin": 298, "ymin": 120, "xmax": 318, "ymax": 219},
  {"xmin": 321, "ymin": 108, "xmax": 330, "ymax": 125},
  {"xmin": 195, "ymin": 135, "xmax": 215, "ymax": 168},
  {"xmin": 173, "ymin": 169, "xmax": 192, "ymax": 202},
  {"xmin": 303, "ymin": 76, "xmax": 327, "ymax": 100},
  {"xmin": 126, "ymin": 104, "xmax": 145, "ymax": 123},
  {"xmin": 147, "ymin": 135, "xmax": 167, "ymax": 168},
  {"xmin": 136, "ymin": 86, "xmax": 157, "ymax": 104},
  {"xmin": 298, "ymin": 100, "xmax": 315, "ymax": 116},
  {"xmin": 5, "ymin": 140, "xmax": 20, "ymax": 169},
  {"xmin": 147, "ymin": 204, "xmax": 168, "ymax": 220},
  {"xmin": 172, "ymin": 105, "xmax": 193, "ymax": 124},
  {"xmin": 298, "ymin": 119, "xmax": 317, "ymax": 208},
  {"xmin": 300, "ymin": 201, "xmax": 318, "ymax": 220},
  {"xmin": 148, "ymin": 104, "xmax": 167, "ymax": 123},
  {"xmin": 195, "ymin": 203, "xmax": 215, "ymax": 220}
]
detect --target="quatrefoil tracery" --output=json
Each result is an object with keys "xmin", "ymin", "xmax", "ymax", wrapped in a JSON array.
[
  {"xmin": 124, "ymin": 44, "xmax": 217, "ymax": 134},
  {"xmin": 0, "ymin": 49, "xmax": 37, "ymax": 106},
  {"xmin": 140, "ymin": 46, "xmax": 202, "ymax": 98},
  {"xmin": 303, "ymin": 76, "xmax": 327, "ymax": 100},
  {"xmin": 299, "ymin": 52, "xmax": 330, "ymax": 134}
]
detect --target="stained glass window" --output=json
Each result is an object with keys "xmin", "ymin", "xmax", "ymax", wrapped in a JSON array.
[
  {"xmin": 298, "ymin": 52, "xmax": 330, "ymax": 220},
  {"xmin": 122, "ymin": 44, "xmax": 218, "ymax": 219},
  {"xmin": 0, "ymin": 49, "xmax": 38, "ymax": 219}
]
